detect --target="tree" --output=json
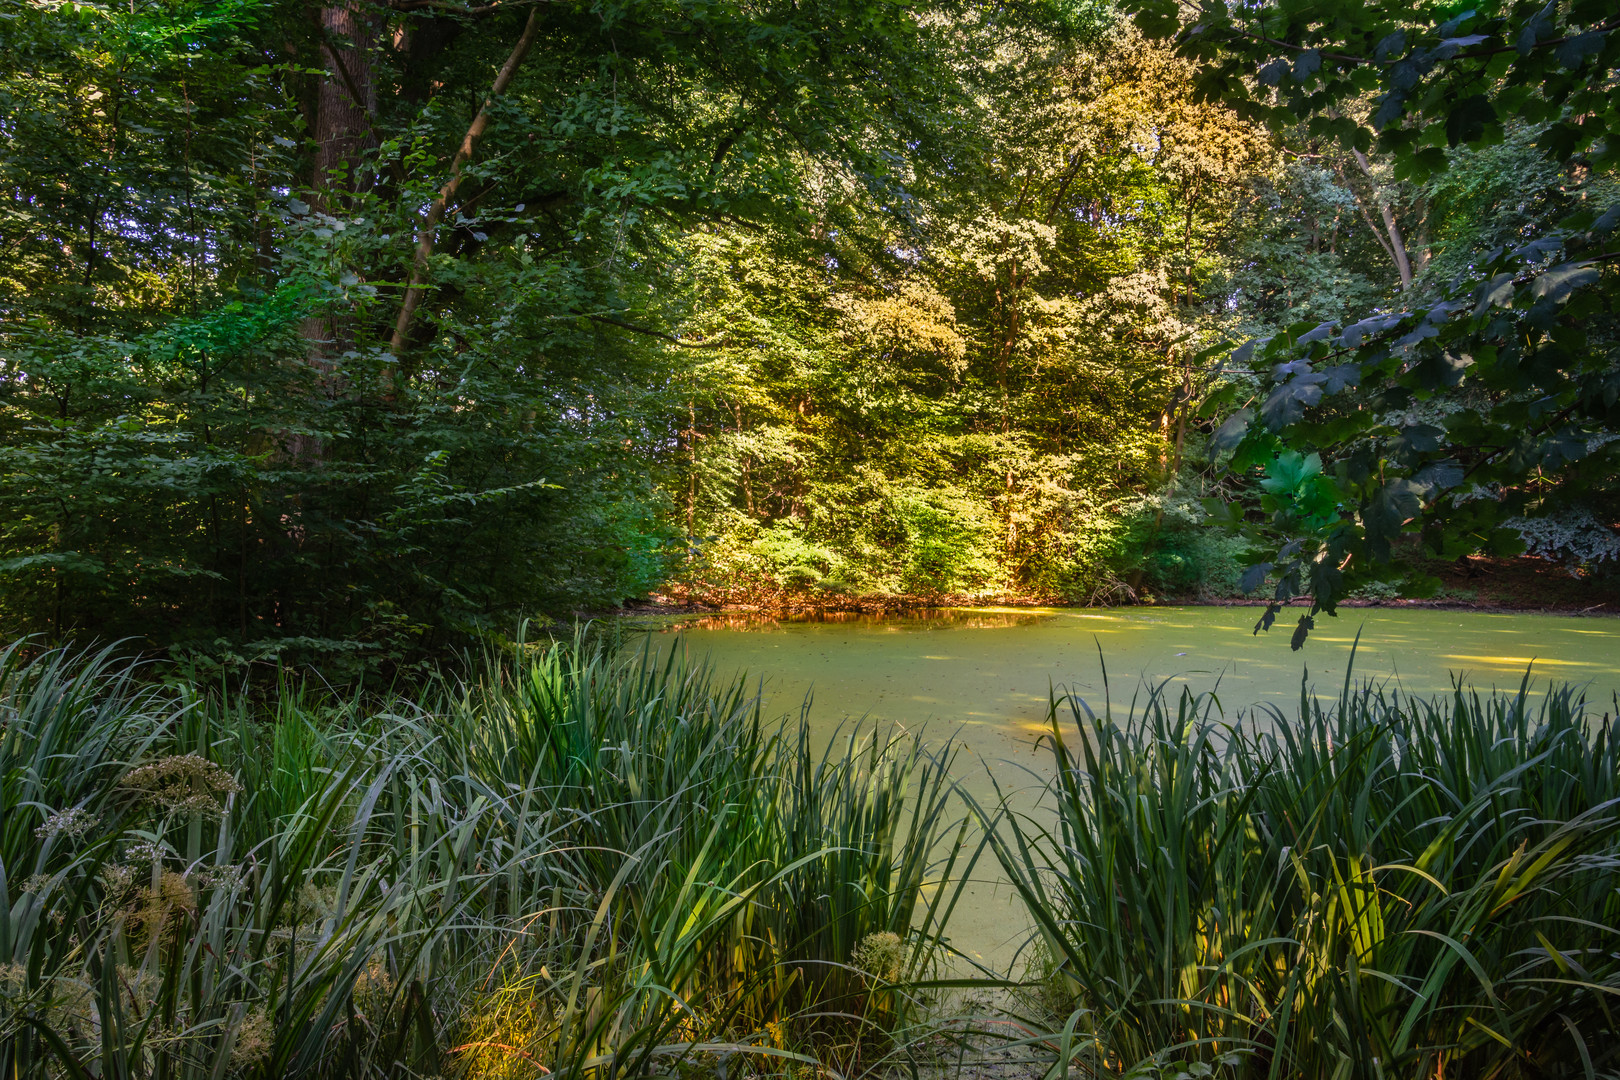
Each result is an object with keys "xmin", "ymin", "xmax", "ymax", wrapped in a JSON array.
[
  {"xmin": 1123, "ymin": 0, "xmax": 1620, "ymax": 645},
  {"xmin": 0, "ymin": 0, "xmax": 1016, "ymax": 669},
  {"xmin": 666, "ymin": 24, "xmax": 1269, "ymax": 605}
]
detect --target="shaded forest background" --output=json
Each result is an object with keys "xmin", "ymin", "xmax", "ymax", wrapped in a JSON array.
[{"xmin": 2, "ymin": 0, "xmax": 1616, "ymax": 671}]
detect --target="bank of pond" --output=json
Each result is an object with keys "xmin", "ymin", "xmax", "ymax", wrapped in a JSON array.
[{"xmin": 1, "ymin": 633, "xmax": 1616, "ymax": 1079}]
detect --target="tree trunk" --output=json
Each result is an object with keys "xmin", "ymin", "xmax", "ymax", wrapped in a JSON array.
[
  {"xmin": 291, "ymin": 2, "xmax": 377, "ymax": 458},
  {"xmin": 1349, "ymin": 148, "xmax": 1414, "ymax": 291},
  {"xmin": 314, "ymin": 2, "xmax": 378, "ymax": 201}
]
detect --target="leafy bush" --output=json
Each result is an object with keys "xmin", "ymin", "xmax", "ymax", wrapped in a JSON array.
[{"xmin": 1031, "ymin": 496, "xmax": 1245, "ymax": 604}]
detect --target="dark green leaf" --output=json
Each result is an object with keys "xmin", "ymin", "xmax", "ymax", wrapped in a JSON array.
[
  {"xmin": 1390, "ymin": 59, "xmax": 1423, "ymax": 91},
  {"xmin": 1556, "ymin": 30, "xmax": 1605, "ymax": 69},
  {"xmin": 1240, "ymin": 563, "xmax": 1273, "ymax": 594},
  {"xmin": 1253, "ymin": 601, "xmax": 1281, "ymax": 634},
  {"xmin": 1517, "ymin": 3, "xmax": 1555, "ymax": 54},
  {"xmin": 1372, "ymin": 31, "xmax": 1406, "ymax": 61},
  {"xmin": 1210, "ymin": 408, "xmax": 1253, "ymax": 452},
  {"xmin": 1444, "ymin": 94, "xmax": 1496, "ymax": 147},
  {"xmin": 1433, "ymin": 34, "xmax": 1487, "ymax": 59},
  {"xmin": 1289, "ymin": 613, "xmax": 1314, "ymax": 651},
  {"xmin": 1260, "ymin": 374, "xmax": 1327, "ymax": 428},
  {"xmin": 1340, "ymin": 314, "xmax": 1404, "ymax": 347},
  {"xmin": 1372, "ymin": 91, "xmax": 1406, "ymax": 129},
  {"xmin": 1530, "ymin": 262, "xmax": 1600, "ymax": 303},
  {"xmin": 1436, "ymin": 11, "xmax": 1476, "ymax": 37},
  {"xmin": 1320, "ymin": 365, "xmax": 1360, "ymax": 393},
  {"xmin": 1473, "ymin": 273, "xmax": 1515, "ymax": 316}
]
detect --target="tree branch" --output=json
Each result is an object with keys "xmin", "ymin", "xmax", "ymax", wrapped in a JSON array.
[
  {"xmin": 388, "ymin": 9, "xmax": 542, "ymax": 359},
  {"xmin": 573, "ymin": 310, "xmax": 729, "ymax": 348}
]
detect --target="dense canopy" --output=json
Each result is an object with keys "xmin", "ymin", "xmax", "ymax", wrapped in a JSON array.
[{"xmin": 0, "ymin": 0, "xmax": 1615, "ymax": 667}]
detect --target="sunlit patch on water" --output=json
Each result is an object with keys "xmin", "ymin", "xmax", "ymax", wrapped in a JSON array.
[
  {"xmin": 645, "ymin": 604, "xmax": 1620, "ymax": 967},
  {"xmin": 1442, "ymin": 654, "xmax": 1602, "ymax": 667}
]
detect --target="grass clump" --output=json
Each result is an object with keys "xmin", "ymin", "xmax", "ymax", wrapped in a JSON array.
[
  {"xmin": 0, "ymin": 636, "xmax": 967, "ymax": 1079},
  {"xmin": 986, "ymin": 665, "xmax": 1620, "ymax": 1078}
]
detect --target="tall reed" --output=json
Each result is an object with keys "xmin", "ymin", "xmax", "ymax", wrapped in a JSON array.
[
  {"xmin": 985, "ymin": 668, "xmax": 1620, "ymax": 1078},
  {"xmin": 0, "ymin": 635, "xmax": 966, "ymax": 1079}
]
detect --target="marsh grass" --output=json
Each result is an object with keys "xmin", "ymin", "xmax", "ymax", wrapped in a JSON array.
[
  {"xmin": 980, "ymin": 658, "xmax": 1620, "ymax": 1079},
  {"xmin": 8, "ymin": 632, "xmax": 1618, "ymax": 1080},
  {"xmin": 0, "ymin": 635, "xmax": 969, "ymax": 1079}
]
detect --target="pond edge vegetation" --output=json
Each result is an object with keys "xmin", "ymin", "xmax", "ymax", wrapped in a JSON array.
[{"xmin": 0, "ymin": 634, "xmax": 1616, "ymax": 1078}]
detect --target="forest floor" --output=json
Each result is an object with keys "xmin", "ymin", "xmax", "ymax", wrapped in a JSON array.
[
  {"xmin": 1315, "ymin": 555, "xmax": 1619, "ymax": 615},
  {"xmin": 629, "ymin": 557, "xmax": 1620, "ymax": 620}
]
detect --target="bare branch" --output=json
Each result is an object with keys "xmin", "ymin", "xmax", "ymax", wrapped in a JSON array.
[
  {"xmin": 574, "ymin": 310, "xmax": 729, "ymax": 348},
  {"xmin": 388, "ymin": 9, "xmax": 542, "ymax": 359}
]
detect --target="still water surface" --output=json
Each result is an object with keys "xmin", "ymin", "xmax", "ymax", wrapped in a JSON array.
[{"xmin": 643, "ymin": 606, "xmax": 1620, "ymax": 969}]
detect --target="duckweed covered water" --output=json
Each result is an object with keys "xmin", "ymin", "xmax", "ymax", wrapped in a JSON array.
[{"xmin": 646, "ymin": 606, "xmax": 1620, "ymax": 968}]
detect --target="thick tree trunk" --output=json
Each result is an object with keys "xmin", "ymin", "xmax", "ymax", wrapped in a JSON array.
[
  {"xmin": 314, "ymin": 3, "xmax": 378, "ymax": 200},
  {"xmin": 292, "ymin": 2, "xmax": 377, "ymax": 458}
]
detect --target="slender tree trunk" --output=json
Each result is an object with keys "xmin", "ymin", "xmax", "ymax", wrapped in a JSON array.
[
  {"xmin": 1410, "ymin": 192, "xmax": 1431, "ymax": 277},
  {"xmin": 1350, "ymin": 148, "xmax": 1414, "ymax": 290},
  {"xmin": 686, "ymin": 400, "xmax": 697, "ymax": 536}
]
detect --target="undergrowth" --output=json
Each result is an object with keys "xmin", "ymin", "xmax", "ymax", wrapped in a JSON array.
[{"xmin": 5, "ymin": 633, "xmax": 1617, "ymax": 1080}]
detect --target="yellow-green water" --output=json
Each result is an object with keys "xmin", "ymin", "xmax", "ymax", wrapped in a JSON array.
[{"xmin": 642, "ymin": 606, "xmax": 1620, "ymax": 970}]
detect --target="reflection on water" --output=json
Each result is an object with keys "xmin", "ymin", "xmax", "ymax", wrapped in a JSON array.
[{"xmin": 663, "ymin": 607, "xmax": 1054, "ymax": 632}]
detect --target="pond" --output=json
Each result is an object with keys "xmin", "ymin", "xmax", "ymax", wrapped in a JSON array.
[{"xmin": 642, "ymin": 605, "xmax": 1620, "ymax": 971}]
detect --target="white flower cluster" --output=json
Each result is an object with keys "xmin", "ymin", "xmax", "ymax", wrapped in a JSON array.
[
  {"xmin": 34, "ymin": 805, "xmax": 99, "ymax": 841},
  {"xmin": 1508, "ymin": 508, "xmax": 1620, "ymax": 572}
]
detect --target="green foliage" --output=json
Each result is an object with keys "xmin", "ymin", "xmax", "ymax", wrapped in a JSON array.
[
  {"xmin": 1123, "ymin": 0, "xmax": 1620, "ymax": 176},
  {"xmin": 982, "ymin": 673, "xmax": 1620, "ymax": 1077},
  {"xmin": 1204, "ymin": 204, "xmax": 1619, "ymax": 645},
  {"xmin": 0, "ymin": 0, "xmax": 1026, "ymax": 662},
  {"xmin": 1117, "ymin": 498, "xmax": 1246, "ymax": 597},
  {"xmin": 1212, "ymin": 162, "xmax": 1395, "ymax": 333},
  {"xmin": 668, "ymin": 29, "xmax": 1272, "ymax": 604},
  {"xmin": 1122, "ymin": 0, "xmax": 1620, "ymax": 645},
  {"xmin": 11, "ymin": 0, "xmax": 1613, "ymax": 641},
  {"xmin": 0, "ymin": 635, "xmax": 969, "ymax": 1078}
]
